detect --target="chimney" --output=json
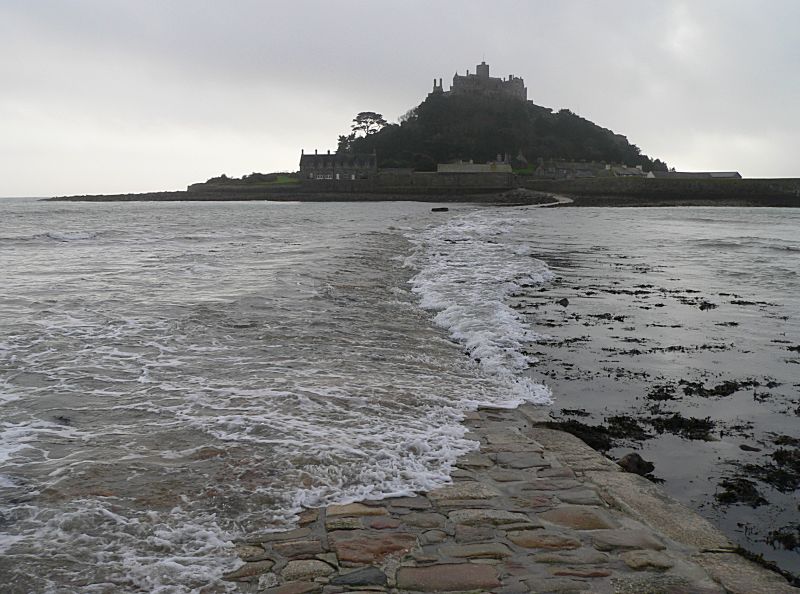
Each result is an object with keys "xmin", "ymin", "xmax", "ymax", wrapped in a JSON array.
[
  {"xmin": 315, "ymin": 149, "xmax": 318, "ymax": 155},
  {"xmin": 327, "ymin": 149, "xmax": 331, "ymax": 155},
  {"xmin": 301, "ymin": 149, "xmax": 304, "ymax": 155}
]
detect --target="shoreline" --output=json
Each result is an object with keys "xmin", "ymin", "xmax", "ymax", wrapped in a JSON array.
[
  {"xmin": 41, "ymin": 193, "xmax": 800, "ymax": 207},
  {"xmin": 39, "ymin": 175, "xmax": 800, "ymax": 207},
  {"xmin": 217, "ymin": 405, "xmax": 798, "ymax": 593}
]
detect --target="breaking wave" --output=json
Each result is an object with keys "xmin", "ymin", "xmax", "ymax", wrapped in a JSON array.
[{"xmin": 406, "ymin": 211, "xmax": 553, "ymax": 406}]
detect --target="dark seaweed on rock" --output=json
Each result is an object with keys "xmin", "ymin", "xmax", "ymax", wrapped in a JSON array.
[
  {"xmin": 679, "ymin": 379, "xmax": 759, "ymax": 398},
  {"xmin": 560, "ymin": 408, "xmax": 591, "ymax": 417},
  {"xmin": 605, "ymin": 415, "xmax": 651, "ymax": 441},
  {"xmin": 772, "ymin": 435, "xmax": 800, "ymax": 447},
  {"xmin": 543, "ymin": 419, "xmax": 613, "ymax": 452},
  {"xmin": 741, "ymin": 447, "xmax": 800, "ymax": 493},
  {"xmin": 644, "ymin": 413, "xmax": 715, "ymax": 440},
  {"xmin": 715, "ymin": 477, "xmax": 768, "ymax": 507},
  {"xmin": 647, "ymin": 383, "xmax": 678, "ymax": 401},
  {"xmin": 768, "ymin": 524, "xmax": 800, "ymax": 551}
]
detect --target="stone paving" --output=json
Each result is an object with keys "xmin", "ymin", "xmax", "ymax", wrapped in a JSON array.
[{"xmin": 214, "ymin": 405, "xmax": 799, "ymax": 594}]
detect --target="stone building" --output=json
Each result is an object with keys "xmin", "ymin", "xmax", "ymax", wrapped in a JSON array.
[
  {"xmin": 430, "ymin": 61, "xmax": 527, "ymax": 101},
  {"xmin": 437, "ymin": 158, "xmax": 512, "ymax": 174},
  {"xmin": 299, "ymin": 150, "xmax": 377, "ymax": 181}
]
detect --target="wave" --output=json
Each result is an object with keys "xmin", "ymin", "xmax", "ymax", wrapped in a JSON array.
[
  {"xmin": 690, "ymin": 237, "xmax": 800, "ymax": 253},
  {"xmin": 406, "ymin": 212, "xmax": 553, "ymax": 406}
]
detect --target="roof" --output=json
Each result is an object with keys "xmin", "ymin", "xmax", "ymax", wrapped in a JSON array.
[
  {"xmin": 649, "ymin": 171, "xmax": 742, "ymax": 179},
  {"xmin": 299, "ymin": 152, "xmax": 377, "ymax": 169}
]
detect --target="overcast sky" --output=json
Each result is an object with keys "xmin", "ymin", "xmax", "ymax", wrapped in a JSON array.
[{"xmin": 1, "ymin": 0, "xmax": 798, "ymax": 196}]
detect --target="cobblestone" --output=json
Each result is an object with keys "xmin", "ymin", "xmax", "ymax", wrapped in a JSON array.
[{"xmin": 219, "ymin": 406, "xmax": 798, "ymax": 593}]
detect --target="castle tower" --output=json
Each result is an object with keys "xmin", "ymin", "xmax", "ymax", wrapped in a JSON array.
[{"xmin": 476, "ymin": 61, "xmax": 490, "ymax": 79}]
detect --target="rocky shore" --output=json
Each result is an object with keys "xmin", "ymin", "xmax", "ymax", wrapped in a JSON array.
[{"xmin": 213, "ymin": 405, "xmax": 798, "ymax": 594}]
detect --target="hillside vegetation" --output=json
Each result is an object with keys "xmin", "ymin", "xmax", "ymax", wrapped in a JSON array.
[{"xmin": 342, "ymin": 93, "xmax": 668, "ymax": 172}]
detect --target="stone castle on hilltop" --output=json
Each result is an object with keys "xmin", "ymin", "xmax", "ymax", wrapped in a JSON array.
[{"xmin": 430, "ymin": 61, "xmax": 527, "ymax": 101}]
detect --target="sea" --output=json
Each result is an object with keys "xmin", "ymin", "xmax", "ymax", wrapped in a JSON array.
[{"xmin": 0, "ymin": 198, "xmax": 798, "ymax": 592}]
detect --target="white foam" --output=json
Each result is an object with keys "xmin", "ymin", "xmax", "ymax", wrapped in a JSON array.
[{"xmin": 406, "ymin": 212, "xmax": 553, "ymax": 406}]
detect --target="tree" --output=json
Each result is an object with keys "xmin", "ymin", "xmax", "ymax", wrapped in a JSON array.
[
  {"xmin": 351, "ymin": 111, "xmax": 387, "ymax": 137},
  {"xmin": 337, "ymin": 133, "xmax": 356, "ymax": 153}
]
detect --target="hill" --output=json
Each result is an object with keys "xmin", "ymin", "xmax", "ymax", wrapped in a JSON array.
[{"xmin": 342, "ymin": 92, "xmax": 668, "ymax": 172}]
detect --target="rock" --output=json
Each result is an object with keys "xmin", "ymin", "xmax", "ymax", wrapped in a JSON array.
[
  {"xmin": 428, "ymin": 482, "xmax": 499, "ymax": 501},
  {"xmin": 556, "ymin": 488, "xmax": 605, "ymax": 506},
  {"xmin": 507, "ymin": 530, "xmax": 581, "ymax": 550},
  {"xmin": 420, "ymin": 529, "xmax": 448, "ymax": 545},
  {"xmin": 257, "ymin": 572, "xmax": 280, "ymax": 590},
  {"xmin": 401, "ymin": 512, "xmax": 446, "ymax": 529},
  {"xmin": 488, "ymin": 468, "xmax": 536, "ymax": 482},
  {"xmin": 328, "ymin": 530, "xmax": 417, "ymax": 565},
  {"xmin": 485, "ymin": 431, "xmax": 539, "ymax": 445},
  {"xmin": 591, "ymin": 529, "xmax": 666, "ymax": 551},
  {"xmin": 330, "ymin": 566, "xmax": 387, "ymax": 587},
  {"xmin": 538, "ymin": 506, "xmax": 617, "ymax": 530},
  {"xmin": 263, "ymin": 581, "xmax": 322, "ymax": 594},
  {"xmin": 261, "ymin": 527, "xmax": 313, "ymax": 543},
  {"xmin": 326, "ymin": 503, "xmax": 387, "ymax": 517},
  {"xmin": 439, "ymin": 542, "xmax": 513, "ymax": 559},
  {"xmin": 527, "ymin": 577, "xmax": 595, "ymax": 593},
  {"xmin": 739, "ymin": 444, "xmax": 762, "ymax": 452},
  {"xmin": 235, "ymin": 544, "xmax": 270, "ymax": 562},
  {"xmin": 448, "ymin": 508, "xmax": 538, "ymax": 526},
  {"xmin": 618, "ymin": 452, "xmax": 655, "ymax": 476},
  {"xmin": 455, "ymin": 524, "xmax": 496, "ymax": 543},
  {"xmin": 551, "ymin": 567, "xmax": 611, "ymax": 578},
  {"xmin": 520, "ymin": 496, "xmax": 556, "ymax": 513},
  {"xmin": 396, "ymin": 564, "xmax": 500, "ymax": 591},
  {"xmin": 325, "ymin": 517, "xmax": 362, "ymax": 531},
  {"xmin": 612, "ymin": 574, "xmax": 725, "ymax": 594},
  {"xmin": 297, "ymin": 509, "xmax": 319, "ymax": 526},
  {"xmin": 556, "ymin": 298, "xmax": 570, "ymax": 307},
  {"xmin": 272, "ymin": 539, "xmax": 324, "ymax": 559},
  {"xmin": 534, "ymin": 549, "xmax": 610, "ymax": 565},
  {"xmin": 494, "ymin": 451, "xmax": 550, "ymax": 469},
  {"xmin": 457, "ymin": 452, "xmax": 494, "ymax": 468},
  {"xmin": 585, "ymin": 470, "xmax": 732, "ymax": 550},
  {"xmin": 537, "ymin": 467, "xmax": 576, "ymax": 479},
  {"xmin": 694, "ymin": 551, "xmax": 799, "ymax": 594},
  {"xmin": 365, "ymin": 516, "xmax": 401, "ymax": 530},
  {"xmin": 520, "ymin": 478, "xmax": 583, "ymax": 492},
  {"xmin": 316, "ymin": 552, "xmax": 338, "ymax": 566},
  {"xmin": 431, "ymin": 207, "xmax": 449, "ymax": 212},
  {"xmin": 223, "ymin": 559, "xmax": 275, "ymax": 581},
  {"xmin": 386, "ymin": 496, "xmax": 431, "ymax": 510},
  {"xmin": 620, "ymin": 549, "xmax": 675, "ymax": 570},
  {"xmin": 281, "ymin": 560, "xmax": 334, "ymax": 582}
]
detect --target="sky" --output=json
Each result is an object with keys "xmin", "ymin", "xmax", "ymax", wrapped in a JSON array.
[{"xmin": 1, "ymin": 0, "xmax": 799, "ymax": 197}]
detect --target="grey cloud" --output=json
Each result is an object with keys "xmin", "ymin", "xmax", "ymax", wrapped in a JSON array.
[{"xmin": 1, "ymin": 0, "xmax": 798, "ymax": 195}]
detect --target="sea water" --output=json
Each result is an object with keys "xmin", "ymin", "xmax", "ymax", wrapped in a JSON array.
[
  {"xmin": 0, "ymin": 199, "xmax": 797, "ymax": 591},
  {"xmin": 0, "ymin": 200, "xmax": 550, "ymax": 592}
]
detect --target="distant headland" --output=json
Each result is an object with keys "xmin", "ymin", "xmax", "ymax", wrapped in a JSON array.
[{"xmin": 48, "ymin": 61, "xmax": 800, "ymax": 206}]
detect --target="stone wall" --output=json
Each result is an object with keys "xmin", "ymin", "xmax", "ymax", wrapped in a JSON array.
[{"xmin": 519, "ymin": 176, "xmax": 800, "ymax": 201}]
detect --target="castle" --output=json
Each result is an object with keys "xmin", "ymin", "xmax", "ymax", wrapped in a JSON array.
[{"xmin": 430, "ymin": 61, "xmax": 527, "ymax": 101}]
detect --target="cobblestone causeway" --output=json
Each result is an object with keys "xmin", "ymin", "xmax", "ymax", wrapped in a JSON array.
[{"xmin": 210, "ymin": 405, "xmax": 799, "ymax": 594}]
